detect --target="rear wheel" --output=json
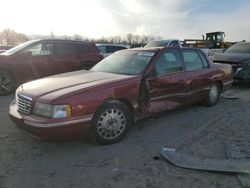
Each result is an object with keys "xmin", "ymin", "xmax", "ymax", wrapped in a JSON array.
[
  {"xmin": 0, "ymin": 71, "xmax": 15, "ymax": 96},
  {"xmin": 205, "ymin": 83, "xmax": 220, "ymax": 106},
  {"xmin": 92, "ymin": 100, "xmax": 132, "ymax": 144}
]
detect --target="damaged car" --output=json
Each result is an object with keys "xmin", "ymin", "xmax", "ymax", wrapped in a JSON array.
[
  {"xmin": 213, "ymin": 42, "xmax": 250, "ymax": 84},
  {"xmin": 9, "ymin": 47, "xmax": 233, "ymax": 144}
]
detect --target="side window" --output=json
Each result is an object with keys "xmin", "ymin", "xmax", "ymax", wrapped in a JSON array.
[
  {"xmin": 98, "ymin": 46, "xmax": 106, "ymax": 53},
  {"xmin": 106, "ymin": 46, "xmax": 126, "ymax": 53},
  {"xmin": 23, "ymin": 43, "xmax": 53, "ymax": 56},
  {"xmin": 55, "ymin": 43, "xmax": 80, "ymax": 55},
  {"xmin": 198, "ymin": 51, "xmax": 209, "ymax": 67},
  {"xmin": 155, "ymin": 49, "xmax": 183, "ymax": 76},
  {"xmin": 183, "ymin": 50, "xmax": 205, "ymax": 71},
  {"xmin": 116, "ymin": 46, "xmax": 127, "ymax": 50},
  {"xmin": 106, "ymin": 46, "xmax": 116, "ymax": 53}
]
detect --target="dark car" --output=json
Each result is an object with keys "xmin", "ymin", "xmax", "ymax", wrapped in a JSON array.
[
  {"xmin": 96, "ymin": 44, "xmax": 129, "ymax": 58},
  {"xmin": 0, "ymin": 39, "xmax": 103, "ymax": 95},
  {"xmin": 213, "ymin": 42, "xmax": 250, "ymax": 84},
  {"xmin": 9, "ymin": 47, "xmax": 232, "ymax": 144}
]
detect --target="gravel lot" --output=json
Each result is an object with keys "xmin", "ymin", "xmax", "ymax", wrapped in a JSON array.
[{"xmin": 0, "ymin": 86, "xmax": 250, "ymax": 188}]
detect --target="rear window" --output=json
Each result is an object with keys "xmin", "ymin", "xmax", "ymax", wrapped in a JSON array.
[
  {"xmin": 225, "ymin": 43, "xmax": 250, "ymax": 54},
  {"xmin": 169, "ymin": 41, "xmax": 180, "ymax": 47},
  {"xmin": 144, "ymin": 41, "xmax": 169, "ymax": 48},
  {"xmin": 106, "ymin": 46, "xmax": 127, "ymax": 53}
]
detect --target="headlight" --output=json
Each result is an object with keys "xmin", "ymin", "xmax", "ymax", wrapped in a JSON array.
[{"xmin": 33, "ymin": 102, "xmax": 71, "ymax": 118}]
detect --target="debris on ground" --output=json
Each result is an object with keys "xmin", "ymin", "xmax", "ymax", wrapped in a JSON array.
[
  {"xmin": 161, "ymin": 147, "xmax": 250, "ymax": 173},
  {"xmin": 161, "ymin": 141, "xmax": 250, "ymax": 187}
]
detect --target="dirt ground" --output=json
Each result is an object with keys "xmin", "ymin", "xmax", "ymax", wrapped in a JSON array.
[{"xmin": 0, "ymin": 86, "xmax": 250, "ymax": 188}]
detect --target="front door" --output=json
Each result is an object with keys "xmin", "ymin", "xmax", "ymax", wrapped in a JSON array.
[{"xmin": 145, "ymin": 48, "xmax": 188, "ymax": 114}]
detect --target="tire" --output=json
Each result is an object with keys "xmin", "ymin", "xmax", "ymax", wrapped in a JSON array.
[
  {"xmin": 0, "ymin": 70, "xmax": 15, "ymax": 96},
  {"xmin": 205, "ymin": 82, "xmax": 221, "ymax": 106},
  {"xmin": 92, "ymin": 100, "xmax": 132, "ymax": 145}
]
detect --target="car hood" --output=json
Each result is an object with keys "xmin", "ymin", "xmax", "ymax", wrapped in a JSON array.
[
  {"xmin": 19, "ymin": 70, "xmax": 140, "ymax": 101},
  {"xmin": 213, "ymin": 52, "xmax": 250, "ymax": 64}
]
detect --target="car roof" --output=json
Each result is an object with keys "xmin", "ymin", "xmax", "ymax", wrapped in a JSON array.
[
  {"xmin": 124, "ymin": 46, "xmax": 203, "ymax": 53},
  {"xmin": 148, "ymin": 39, "xmax": 179, "ymax": 43},
  {"xmin": 126, "ymin": 47, "xmax": 163, "ymax": 52}
]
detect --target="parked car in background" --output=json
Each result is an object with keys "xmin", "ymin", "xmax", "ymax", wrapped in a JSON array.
[
  {"xmin": 213, "ymin": 42, "xmax": 250, "ymax": 84},
  {"xmin": 0, "ymin": 45, "xmax": 13, "ymax": 54},
  {"xmin": 9, "ymin": 47, "xmax": 232, "ymax": 144},
  {"xmin": 0, "ymin": 39, "xmax": 103, "ymax": 95},
  {"xmin": 96, "ymin": 44, "xmax": 130, "ymax": 57},
  {"xmin": 144, "ymin": 39, "xmax": 182, "ymax": 48}
]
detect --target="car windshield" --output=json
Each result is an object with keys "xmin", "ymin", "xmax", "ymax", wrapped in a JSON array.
[
  {"xmin": 145, "ymin": 41, "xmax": 169, "ymax": 48},
  {"xmin": 225, "ymin": 43, "xmax": 250, "ymax": 54},
  {"xmin": 91, "ymin": 50, "xmax": 155, "ymax": 75},
  {"xmin": 2, "ymin": 40, "xmax": 39, "ymax": 55}
]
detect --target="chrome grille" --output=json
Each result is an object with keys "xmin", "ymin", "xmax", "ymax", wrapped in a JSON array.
[{"xmin": 16, "ymin": 93, "xmax": 32, "ymax": 114}]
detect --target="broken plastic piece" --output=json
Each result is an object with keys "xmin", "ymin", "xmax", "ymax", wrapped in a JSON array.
[
  {"xmin": 161, "ymin": 147, "xmax": 250, "ymax": 173},
  {"xmin": 221, "ymin": 95, "xmax": 239, "ymax": 99},
  {"xmin": 227, "ymin": 140, "xmax": 250, "ymax": 187},
  {"xmin": 237, "ymin": 174, "xmax": 250, "ymax": 187}
]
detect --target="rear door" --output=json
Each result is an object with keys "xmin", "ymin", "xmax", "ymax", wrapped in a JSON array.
[
  {"xmin": 52, "ymin": 42, "xmax": 85, "ymax": 72},
  {"xmin": 53, "ymin": 42, "xmax": 101, "ymax": 70},
  {"xmin": 182, "ymin": 49, "xmax": 212, "ymax": 102},
  {"xmin": 145, "ymin": 48, "xmax": 188, "ymax": 113}
]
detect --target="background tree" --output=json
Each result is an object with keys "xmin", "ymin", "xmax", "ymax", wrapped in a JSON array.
[
  {"xmin": 126, "ymin": 33, "xmax": 133, "ymax": 45},
  {"xmin": 0, "ymin": 29, "xmax": 29, "ymax": 46},
  {"xmin": 73, "ymin": 34, "xmax": 82, "ymax": 40}
]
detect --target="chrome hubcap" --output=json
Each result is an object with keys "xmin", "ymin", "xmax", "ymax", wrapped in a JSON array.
[
  {"xmin": 97, "ymin": 108, "xmax": 126, "ymax": 140},
  {"xmin": 0, "ymin": 74, "xmax": 11, "ymax": 95},
  {"xmin": 209, "ymin": 85, "xmax": 219, "ymax": 103}
]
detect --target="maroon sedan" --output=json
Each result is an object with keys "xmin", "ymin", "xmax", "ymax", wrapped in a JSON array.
[
  {"xmin": 9, "ymin": 47, "xmax": 233, "ymax": 144},
  {"xmin": 0, "ymin": 39, "xmax": 103, "ymax": 95}
]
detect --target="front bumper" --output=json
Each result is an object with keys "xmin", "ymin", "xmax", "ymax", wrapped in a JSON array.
[{"xmin": 9, "ymin": 101, "xmax": 93, "ymax": 141}]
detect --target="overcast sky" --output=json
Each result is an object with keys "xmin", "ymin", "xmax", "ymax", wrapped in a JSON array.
[{"xmin": 1, "ymin": 0, "xmax": 250, "ymax": 41}]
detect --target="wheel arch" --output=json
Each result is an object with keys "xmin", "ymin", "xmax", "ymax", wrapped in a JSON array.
[
  {"xmin": 0, "ymin": 66, "xmax": 17, "ymax": 84},
  {"xmin": 214, "ymin": 80, "xmax": 223, "ymax": 93},
  {"xmin": 95, "ymin": 97, "xmax": 135, "ymax": 122}
]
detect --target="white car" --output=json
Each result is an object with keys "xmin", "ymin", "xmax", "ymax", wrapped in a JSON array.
[
  {"xmin": 96, "ymin": 44, "xmax": 130, "ymax": 58},
  {"xmin": 144, "ymin": 39, "xmax": 182, "ymax": 48}
]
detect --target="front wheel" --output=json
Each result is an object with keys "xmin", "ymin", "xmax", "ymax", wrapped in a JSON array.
[
  {"xmin": 92, "ymin": 101, "xmax": 132, "ymax": 145},
  {"xmin": 205, "ymin": 83, "xmax": 220, "ymax": 106},
  {"xmin": 0, "ymin": 71, "xmax": 15, "ymax": 96}
]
